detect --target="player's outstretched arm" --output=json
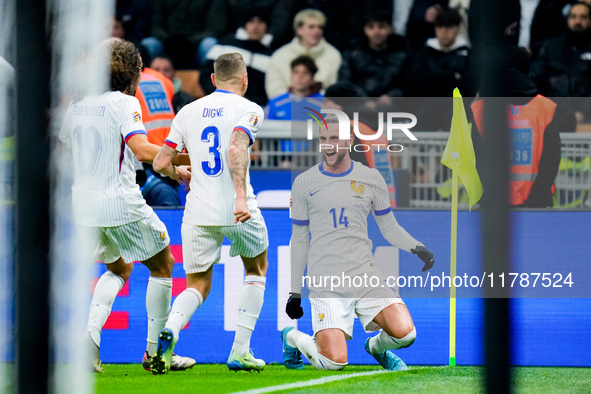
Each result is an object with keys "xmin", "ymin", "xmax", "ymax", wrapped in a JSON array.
[
  {"xmin": 374, "ymin": 210, "xmax": 435, "ymax": 271},
  {"xmin": 126, "ymin": 133, "xmax": 160, "ymax": 163},
  {"xmin": 228, "ymin": 129, "xmax": 251, "ymax": 223},
  {"xmin": 286, "ymin": 223, "xmax": 309, "ymax": 319},
  {"xmin": 153, "ymin": 144, "xmax": 191, "ymax": 184}
]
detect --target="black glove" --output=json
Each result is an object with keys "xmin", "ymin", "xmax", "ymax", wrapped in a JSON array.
[
  {"xmin": 286, "ymin": 293, "xmax": 304, "ymax": 319},
  {"xmin": 411, "ymin": 244, "xmax": 434, "ymax": 272}
]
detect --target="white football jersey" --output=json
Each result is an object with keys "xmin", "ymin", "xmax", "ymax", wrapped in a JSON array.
[
  {"xmin": 165, "ymin": 89, "xmax": 264, "ymax": 225},
  {"xmin": 59, "ymin": 91, "xmax": 152, "ymax": 227},
  {"xmin": 290, "ymin": 161, "xmax": 394, "ymax": 279}
]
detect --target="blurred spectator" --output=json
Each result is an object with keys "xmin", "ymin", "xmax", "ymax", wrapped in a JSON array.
[
  {"xmin": 135, "ymin": 64, "xmax": 180, "ymax": 207},
  {"xmin": 471, "ymin": 46, "xmax": 569, "ymax": 208},
  {"xmin": 338, "ymin": 13, "xmax": 410, "ymax": 100},
  {"xmin": 205, "ymin": 0, "xmax": 282, "ymax": 49},
  {"xmin": 404, "ymin": 8, "xmax": 473, "ymax": 130},
  {"xmin": 269, "ymin": 0, "xmax": 369, "ymax": 52},
  {"xmin": 531, "ymin": 2, "xmax": 591, "ymax": 123},
  {"xmin": 112, "ymin": 15, "xmax": 126, "ymax": 40},
  {"xmin": 266, "ymin": 56, "xmax": 323, "ymax": 120},
  {"xmin": 116, "ymin": 0, "xmax": 152, "ymax": 46},
  {"xmin": 199, "ymin": 9, "xmax": 273, "ymax": 106},
  {"xmin": 517, "ymin": 0, "xmax": 541, "ymax": 49},
  {"xmin": 265, "ymin": 9, "xmax": 342, "ymax": 99},
  {"xmin": 150, "ymin": 55, "xmax": 196, "ymax": 113},
  {"xmin": 530, "ymin": 0, "xmax": 570, "ymax": 57},
  {"xmin": 404, "ymin": 8, "xmax": 472, "ymax": 96},
  {"xmin": 406, "ymin": 0, "xmax": 449, "ymax": 48},
  {"xmin": 144, "ymin": 0, "xmax": 222, "ymax": 69},
  {"xmin": 469, "ymin": 0, "xmax": 521, "ymax": 49}
]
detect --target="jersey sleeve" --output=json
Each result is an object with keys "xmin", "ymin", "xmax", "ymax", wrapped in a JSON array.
[
  {"xmin": 234, "ymin": 102, "xmax": 264, "ymax": 146},
  {"xmin": 290, "ymin": 175, "xmax": 309, "ymax": 225},
  {"xmin": 58, "ymin": 103, "xmax": 73, "ymax": 147},
  {"xmin": 164, "ymin": 115, "xmax": 185, "ymax": 152},
  {"xmin": 118, "ymin": 96, "xmax": 147, "ymax": 143},
  {"xmin": 370, "ymin": 168, "xmax": 392, "ymax": 216}
]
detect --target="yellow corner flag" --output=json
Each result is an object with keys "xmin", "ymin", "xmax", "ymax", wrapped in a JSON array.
[{"xmin": 441, "ymin": 88, "xmax": 483, "ymax": 210}]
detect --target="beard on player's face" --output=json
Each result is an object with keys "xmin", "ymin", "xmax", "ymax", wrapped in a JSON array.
[{"xmin": 322, "ymin": 144, "xmax": 348, "ymax": 167}]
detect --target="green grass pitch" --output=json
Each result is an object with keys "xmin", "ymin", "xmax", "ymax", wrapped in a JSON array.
[{"xmin": 95, "ymin": 364, "xmax": 591, "ymax": 393}]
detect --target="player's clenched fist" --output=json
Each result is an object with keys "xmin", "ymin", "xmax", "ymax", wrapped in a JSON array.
[
  {"xmin": 234, "ymin": 198, "xmax": 251, "ymax": 223},
  {"xmin": 411, "ymin": 244, "xmax": 434, "ymax": 272},
  {"xmin": 286, "ymin": 293, "xmax": 304, "ymax": 319}
]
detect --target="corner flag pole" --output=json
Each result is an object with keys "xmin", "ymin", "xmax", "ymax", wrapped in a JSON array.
[{"xmin": 449, "ymin": 165, "xmax": 459, "ymax": 367}]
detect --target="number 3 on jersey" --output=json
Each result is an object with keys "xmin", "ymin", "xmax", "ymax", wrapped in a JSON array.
[
  {"xmin": 201, "ymin": 126, "xmax": 223, "ymax": 177},
  {"xmin": 330, "ymin": 208, "xmax": 349, "ymax": 228}
]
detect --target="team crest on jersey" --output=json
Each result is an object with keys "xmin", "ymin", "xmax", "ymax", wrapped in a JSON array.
[
  {"xmin": 160, "ymin": 232, "xmax": 166, "ymax": 240},
  {"xmin": 133, "ymin": 111, "xmax": 141, "ymax": 123},
  {"xmin": 318, "ymin": 313, "xmax": 325, "ymax": 322},
  {"xmin": 249, "ymin": 114, "xmax": 258, "ymax": 126},
  {"xmin": 351, "ymin": 181, "xmax": 365, "ymax": 199}
]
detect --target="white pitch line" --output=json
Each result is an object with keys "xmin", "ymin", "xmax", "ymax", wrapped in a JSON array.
[{"xmin": 231, "ymin": 369, "xmax": 397, "ymax": 394}]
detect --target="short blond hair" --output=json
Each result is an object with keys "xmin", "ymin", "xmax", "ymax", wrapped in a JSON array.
[
  {"xmin": 213, "ymin": 53, "xmax": 246, "ymax": 84},
  {"xmin": 293, "ymin": 9, "xmax": 326, "ymax": 32}
]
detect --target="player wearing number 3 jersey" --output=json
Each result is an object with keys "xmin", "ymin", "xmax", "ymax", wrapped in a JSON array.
[
  {"xmin": 59, "ymin": 40, "xmax": 194, "ymax": 373},
  {"xmin": 152, "ymin": 52, "xmax": 269, "ymax": 373},
  {"xmin": 282, "ymin": 115, "xmax": 435, "ymax": 371}
]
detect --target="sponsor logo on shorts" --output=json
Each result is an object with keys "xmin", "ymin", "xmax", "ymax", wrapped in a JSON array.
[
  {"xmin": 160, "ymin": 232, "xmax": 166, "ymax": 240},
  {"xmin": 318, "ymin": 312, "xmax": 324, "ymax": 322}
]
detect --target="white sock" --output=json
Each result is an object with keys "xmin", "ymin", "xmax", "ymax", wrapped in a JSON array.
[
  {"xmin": 317, "ymin": 354, "xmax": 347, "ymax": 370},
  {"xmin": 86, "ymin": 271, "xmax": 125, "ymax": 347},
  {"xmin": 285, "ymin": 328, "xmax": 322, "ymax": 369},
  {"xmin": 369, "ymin": 328, "xmax": 417, "ymax": 354},
  {"xmin": 232, "ymin": 275, "xmax": 266, "ymax": 357},
  {"xmin": 145, "ymin": 276, "xmax": 172, "ymax": 355},
  {"xmin": 166, "ymin": 287, "xmax": 203, "ymax": 340}
]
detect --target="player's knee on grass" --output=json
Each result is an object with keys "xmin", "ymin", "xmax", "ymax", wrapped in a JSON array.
[
  {"xmin": 395, "ymin": 327, "xmax": 416, "ymax": 348},
  {"xmin": 317, "ymin": 354, "xmax": 347, "ymax": 370}
]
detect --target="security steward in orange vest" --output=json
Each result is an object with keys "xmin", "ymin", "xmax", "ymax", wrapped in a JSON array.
[
  {"xmin": 470, "ymin": 47, "xmax": 571, "ymax": 208},
  {"xmin": 135, "ymin": 66, "xmax": 180, "ymax": 206}
]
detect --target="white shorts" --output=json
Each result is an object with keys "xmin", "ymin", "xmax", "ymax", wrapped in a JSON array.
[
  {"xmin": 80, "ymin": 210, "xmax": 170, "ymax": 264},
  {"xmin": 310, "ymin": 293, "xmax": 404, "ymax": 340},
  {"xmin": 181, "ymin": 214, "xmax": 269, "ymax": 274}
]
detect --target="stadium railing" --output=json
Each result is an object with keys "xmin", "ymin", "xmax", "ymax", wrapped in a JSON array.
[{"xmin": 255, "ymin": 120, "xmax": 591, "ymax": 209}]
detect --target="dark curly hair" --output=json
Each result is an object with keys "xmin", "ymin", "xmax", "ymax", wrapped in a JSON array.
[{"xmin": 109, "ymin": 40, "xmax": 141, "ymax": 93}]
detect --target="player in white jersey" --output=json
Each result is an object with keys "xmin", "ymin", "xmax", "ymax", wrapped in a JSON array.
[
  {"xmin": 151, "ymin": 52, "xmax": 269, "ymax": 373},
  {"xmin": 281, "ymin": 114, "xmax": 434, "ymax": 371},
  {"xmin": 59, "ymin": 40, "xmax": 195, "ymax": 373}
]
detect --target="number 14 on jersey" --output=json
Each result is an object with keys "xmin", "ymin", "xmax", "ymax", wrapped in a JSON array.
[{"xmin": 330, "ymin": 208, "xmax": 349, "ymax": 228}]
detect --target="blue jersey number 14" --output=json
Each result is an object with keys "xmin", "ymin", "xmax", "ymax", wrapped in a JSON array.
[{"xmin": 330, "ymin": 208, "xmax": 349, "ymax": 228}]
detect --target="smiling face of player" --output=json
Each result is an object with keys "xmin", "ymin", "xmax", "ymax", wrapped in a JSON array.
[{"xmin": 319, "ymin": 121, "xmax": 354, "ymax": 173}]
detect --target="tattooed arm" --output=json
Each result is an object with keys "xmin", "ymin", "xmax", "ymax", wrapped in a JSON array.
[{"xmin": 228, "ymin": 129, "xmax": 252, "ymax": 223}]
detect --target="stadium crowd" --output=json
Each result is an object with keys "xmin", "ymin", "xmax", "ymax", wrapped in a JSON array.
[{"xmin": 115, "ymin": 0, "xmax": 591, "ymax": 207}]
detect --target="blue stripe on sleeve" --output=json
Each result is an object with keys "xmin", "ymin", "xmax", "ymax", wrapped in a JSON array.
[
  {"xmin": 291, "ymin": 218, "xmax": 310, "ymax": 225},
  {"xmin": 374, "ymin": 207, "xmax": 392, "ymax": 216}
]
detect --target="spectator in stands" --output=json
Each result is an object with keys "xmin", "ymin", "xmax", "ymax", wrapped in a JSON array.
[
  {"xmin": 135, "ymin": 61, "xmax": 181, "ymax": 207},
  {"xmin": 266, "ymin": 56, "xmax": 323, "ymax": 120},
  {"xmin": 338, "ymin": 13, "xmax": 410, "ymax": 102},
  {"xmin": 116, "ymin": 0, "xmax": 152, "ymax": 47},
  {"xmin": 471, "ymin": 46, "xmax": 568, "ymax": 208},
  {"xmin": 150, "ymin": 55, "xmax": 196, "ymax": 114},
  {"xmin": 265, "ymin": 9, "xmax": 342, "ymax": 100},
  {"xmin": 531, "ymin": 2, "xmax": 591, "ymax": 124},
  {"xmin": 143, "ymin": 0, "xmax": 222, "ymax": 69},
  {"xmin": 199, "ymin": 9, "xmax": 273, "ymax": 107},
  {"xmin": 405, "ymin": 0, "xmax": 449, "ymax": 49},
  {"xmin": 529, "ymin": 0, "xmax": 570, "ymax": 58},
  {"xmin": 403, "ymin": 8, "xmax": 473, "ymax": 130}
]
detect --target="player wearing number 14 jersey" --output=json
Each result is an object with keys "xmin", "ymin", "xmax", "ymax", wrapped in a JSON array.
[
  {"xmin": 152, "ymin": 52, "xmax": 269, "ymax": 373},
  {"xmin": 282, "ymin": 115, "xmax": 435, "ymax": 371},
  {"xmin": 59, "ymin": 40, "xmax": 194, "ymax": 373}
]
